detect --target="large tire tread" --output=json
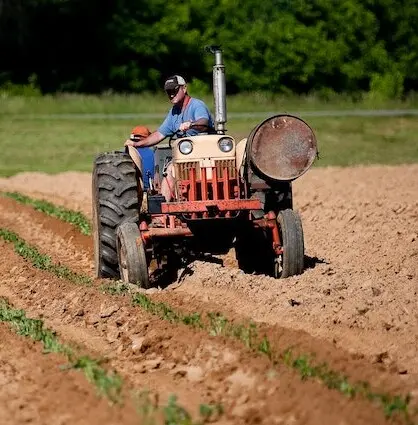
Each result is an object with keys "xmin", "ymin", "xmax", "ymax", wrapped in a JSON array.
[{"xmin": 92, "ymin": 151, "xmax": 141, "ymax": 279}]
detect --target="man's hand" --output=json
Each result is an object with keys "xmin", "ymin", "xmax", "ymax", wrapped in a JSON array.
[
  {"xmin": 178, "ymin": 121, "xmax": 192, "ymax": 132},
  {"xmin": 124, "ymin": 139, "xmax": 136, "ymax": 147}
]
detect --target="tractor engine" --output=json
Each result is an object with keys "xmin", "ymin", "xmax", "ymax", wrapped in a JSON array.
[{"xmin": 170, "ymin": 135, "xmax": 242, "ymax": 218}]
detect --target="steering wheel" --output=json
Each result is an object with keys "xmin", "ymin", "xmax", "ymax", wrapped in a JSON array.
[
  {"xmin": 168, "ymin": 129, "xmax": 187, "ymax": 147},
  {"xmin": 168, "ymin": 123, "xmax": 213, "ymax": 147}
]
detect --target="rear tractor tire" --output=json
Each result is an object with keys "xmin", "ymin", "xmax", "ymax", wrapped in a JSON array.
[
  {"xmin": 92, "ymin": 152, "xmax": 142, "ymax": 279},
  {"xmin": 274, "ymin": 209, "xmax": 304, "ymax": 278},
  {"xmin": 116, "ymin": 222, "xmax": 149, "ymax": 287}
]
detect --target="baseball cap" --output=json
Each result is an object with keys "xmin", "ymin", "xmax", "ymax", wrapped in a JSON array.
[
  {"xmin": 164, "ymin": 75, "xmax": 186, "ymax": 91},
  {"xmin": 130, "ymin": 126, "xmax": 151, "ymax": 141}
]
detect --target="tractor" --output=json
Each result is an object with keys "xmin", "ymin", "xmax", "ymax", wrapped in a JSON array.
[{"xmin": 92, "ymin": 47, "xmax": 318, "ymax": 287}]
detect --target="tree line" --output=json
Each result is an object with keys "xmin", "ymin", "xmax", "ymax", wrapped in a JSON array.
[{"xmin": 1, "ymin": 0, "xmax": 417, "ymax": 98}]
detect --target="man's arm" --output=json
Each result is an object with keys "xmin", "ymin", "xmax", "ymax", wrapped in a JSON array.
[
  {"xmin": 179, "ymin": 117, "xmax": 209, "ymax": 132},
  {"xmin": 125, "ymin": 131, "xmax": 165, "ymax": 148},
  {"xmin": 179, "ymin": 99, "xmax": 213, "ymax": 132}
]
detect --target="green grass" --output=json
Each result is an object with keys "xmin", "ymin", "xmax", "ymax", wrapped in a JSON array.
[
  {"xmin": 0, "ymin": 228, "xmax": 92, "ymax": 286},
  {"xmin": 2, "ymin": 192, "xmax": 91, "ymax": 235},
  {"xmin": 312, "ymin": 115, "xmax": 418, "ymax": 167},
  {"xmin": 100, "ymin": 281, "xmax": 132, "ymax": 296},
  {"xmin": 0, "ymin": 94, "xmax": 418, "ymax": 176},
  {"xmin": 1, "ymin": 92, "xmax": 418, "ymax": 115}
]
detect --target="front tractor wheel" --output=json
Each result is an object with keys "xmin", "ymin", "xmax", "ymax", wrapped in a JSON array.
[
  {"xmin": 275, "ymin": 209, "xmax": 305, "ymax": 278},
  {"xmin": 116, "ymin": 222, "xmax": 149, "ymax": 287}
]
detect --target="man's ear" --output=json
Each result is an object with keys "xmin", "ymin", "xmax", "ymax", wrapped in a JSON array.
[{"xmin": 183, "ymin": 85, "xmax": 188, "ymax": 94}]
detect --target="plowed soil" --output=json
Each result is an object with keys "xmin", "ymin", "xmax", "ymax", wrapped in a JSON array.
[
  {"xmin": 0, "ymin": 164, "xmax": 417, "ymax": 424},
  {"xmin": 0, "ymin": 324, "xmax": 138, "ymax": 425}
]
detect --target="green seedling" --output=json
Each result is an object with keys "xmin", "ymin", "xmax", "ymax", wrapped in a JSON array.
[
  {"xmin": 131, "ymin": 295, "xmax": 414, "ymax": 423},
  {"xmin": 100, "ymin": 281, "xmax": 131, "ymax": 295},
  {"xmin": 70, "ymin": 356, "xmax": 122, "ymax": 403},
  {"xmin": 0, "ymin": 298, "xmax": 122, "ymax": 403},
  {"xmin": 0, "ymin": 228, "xmax": 92, "ymax": 285}
]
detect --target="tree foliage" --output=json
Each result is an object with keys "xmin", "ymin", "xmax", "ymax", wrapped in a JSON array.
[{"xmin": 1, "ymin": 0, "xmax": 417, "ymax": 97}]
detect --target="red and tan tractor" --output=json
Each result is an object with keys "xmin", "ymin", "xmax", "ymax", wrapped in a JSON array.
[{"xmin": 92, "ymin": 47, "xmax": 318, "ymax": 287}]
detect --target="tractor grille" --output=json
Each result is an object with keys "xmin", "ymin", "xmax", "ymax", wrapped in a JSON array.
[
  {"xmin": 175, "ymin": 159, "xmax": 238, "ymax": 201},
  {"xmin": 215, "ymin": 159, "xmax": 237, "ymax": 178},
  {"xmin": 176, "ymin": 161, "xmax": 200, "ymax": 180},
  {"xmin": 176, "ymin": 159, "xmax": 237, "ymax": 180}
]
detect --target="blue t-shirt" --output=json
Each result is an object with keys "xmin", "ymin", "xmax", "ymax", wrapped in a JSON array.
[{"xmin": 158, "ymin": 97, "xmax": 214, "ymax": 137}]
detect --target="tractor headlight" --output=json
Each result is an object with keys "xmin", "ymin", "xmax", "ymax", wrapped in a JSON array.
[
  {"xmin": 178, "ymin": 140, "xmax": 193, "ymax": 155},
  {"xmin": 218, "ymin": 137, "xmax": 233, "ymax": 153}
]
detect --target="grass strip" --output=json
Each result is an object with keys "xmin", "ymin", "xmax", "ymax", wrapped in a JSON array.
[
  {"xmin": 2, "ymin": 191, "xmax": 91, "ymax": 235},
  {"xmin": 132, "ymin": 293, "xmax": 414, "ymax": 424},
  {"xmin": 100, "ymin": 281, "xmax": 133, "ymax": 296},
  {"xmin": 0, "ymin": 228, "xmax": 92, "ymax": 286},
  {"xmin": 133, "ymin": 290, "xmax": 203, "ymax": 329},
  {"xmin": 0, "ymin": 297, "xmax": 122, "ymax": 403}
]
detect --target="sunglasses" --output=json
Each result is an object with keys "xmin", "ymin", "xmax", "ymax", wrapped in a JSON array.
[{"xmin": 165, "ymin": 86, "xmax": 181, "ymax": 98}]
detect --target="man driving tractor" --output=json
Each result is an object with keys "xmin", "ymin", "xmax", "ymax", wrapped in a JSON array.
[
  {"xmin": 124, "ymin": 75, "xmax": 214, "ymax": 201},
  {"xmin": 93, "ymin": 47, "xmax": 317, "ymax": 285}
]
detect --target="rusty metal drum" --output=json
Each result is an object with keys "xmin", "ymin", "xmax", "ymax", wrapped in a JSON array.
[{"xmin": 246, "ymin": 114, "xmax": 318, "ymax": 181}]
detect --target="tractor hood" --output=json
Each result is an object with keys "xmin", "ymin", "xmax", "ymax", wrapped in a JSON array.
[{"xmin": 246, "ymin": 114, "xmax": 318, "ymax": 182}]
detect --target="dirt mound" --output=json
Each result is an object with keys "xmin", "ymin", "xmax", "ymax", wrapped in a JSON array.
[{"xmin": 0, "ymin": 171, "xmax": 93, "ymax": 216}]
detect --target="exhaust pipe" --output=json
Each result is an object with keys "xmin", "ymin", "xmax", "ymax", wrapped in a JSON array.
[{"xmin": 206, "ymin": 46, "xmax": 227, "ymax": 134}]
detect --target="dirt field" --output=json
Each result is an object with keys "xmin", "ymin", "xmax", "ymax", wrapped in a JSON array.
[{"xmin": 0, "ymin": 164, "xmax": 417, "ymax": 424}]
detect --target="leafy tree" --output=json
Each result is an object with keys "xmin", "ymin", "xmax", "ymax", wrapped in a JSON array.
[{"xmin": 0, "ymin": 0, "xmax": 417, "ymax": 96}]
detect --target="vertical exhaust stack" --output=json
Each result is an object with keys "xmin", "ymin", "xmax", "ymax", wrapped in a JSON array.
[{"xmin": 206, "ymin": 46, "xmax": 227, "ymax": 134}]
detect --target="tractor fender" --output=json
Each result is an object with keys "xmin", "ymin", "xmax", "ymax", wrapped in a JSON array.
[{"xmin": 236, "ymin": 137, "xmax": 247, "ymax": 176}]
